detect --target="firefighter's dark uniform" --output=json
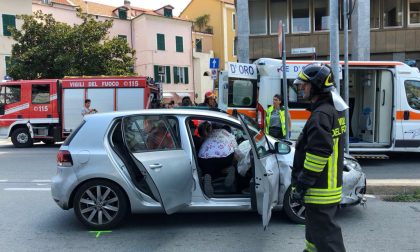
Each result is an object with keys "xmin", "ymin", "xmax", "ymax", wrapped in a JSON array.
[{"xmin": 292, "ymin": 94, "xmax": 346, "ymax": 252}]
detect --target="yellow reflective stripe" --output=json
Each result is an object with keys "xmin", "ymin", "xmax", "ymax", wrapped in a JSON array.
[
  {"xmin": 333, "ymin": 138, "xmax": 339, "ymax": 188},
  {"xmin": 304, "ymin": 194, "xmax": 342, "ymax": 204},
  {"xmin": 306, "ymin": 152, "xmax": 328, "ymax": 163},
  {"xmin": 280, "ymin": 109, "xmax": 286, "ymax": 136},
  {"xmin": 306, "ymin": 187, "xmax": 342, "ymax": 196},
  {"xmin": 304, "ymin": 160, "xmax": 324, "ymax": 169},
  {"xmin": 305, "ymin": 240, "xmax": 317, "ymax": 252},
  {"xmin": 306, "ymin": 155, "xmax": 327, "ymax": 166},
  {"xmin": 299, "ymin": 71, "xmax": 309, "ymax": 81},
  {"xmin": 304, "ymin": 162, "xmax": 324, "ymax": 172}
]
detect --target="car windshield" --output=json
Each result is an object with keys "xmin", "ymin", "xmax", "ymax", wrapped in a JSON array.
[{"xmin": 239, "ymin": 114, "xmax": 271, "ymax": 158}]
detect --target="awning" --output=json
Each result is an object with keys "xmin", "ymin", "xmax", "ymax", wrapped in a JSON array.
[
  {"xmin": 162, "ymin": 92, "xmax": 174, "ymax": 98},
  {"xmin": 176, "ymin": 92, "xmax": 192, "ymax": 97}
]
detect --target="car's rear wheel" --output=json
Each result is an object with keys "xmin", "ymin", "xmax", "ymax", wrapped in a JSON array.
[
  {"xmin": 283, "ymin": 186, "xmax": 306, "ymax": 224},
  {"xmin": 73, "ymin": 180, "xmax": 128, "ymax": 229},
  {"xmin": 11, "ymin": 128, "xmax": 33, "ymax": 148}
]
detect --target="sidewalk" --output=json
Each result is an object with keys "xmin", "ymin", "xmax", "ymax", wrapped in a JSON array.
[{"xmin": 367, "ymin": 179, "xmax": 420, "ymax": 195}]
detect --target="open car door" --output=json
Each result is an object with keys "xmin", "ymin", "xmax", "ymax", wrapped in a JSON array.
[
  {"xmin": 238, "ymin": 114, "xmax": 280, "ymax": 229},
  {"xmin": 121, "ymin": 115, "xmax": 193, "ymax": 214}
]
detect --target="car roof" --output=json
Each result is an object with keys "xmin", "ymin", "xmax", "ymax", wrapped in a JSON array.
[{"xmin": 84, "ymin": 109, "xmax": 240, "ymax": 123}]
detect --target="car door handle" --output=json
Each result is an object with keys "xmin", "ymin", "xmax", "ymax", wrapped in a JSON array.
[{"xmin": 149, "ymin": 163, "xmax": 162, "ymax": 169}]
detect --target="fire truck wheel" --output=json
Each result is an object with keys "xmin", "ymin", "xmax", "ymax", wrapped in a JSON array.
[{"xmin": 11, "ymin": 128, "xmax": 34, "ymax": 148}]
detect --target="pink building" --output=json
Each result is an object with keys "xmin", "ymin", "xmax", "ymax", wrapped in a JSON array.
[{"xmin": 32, "ymin": 0, "xmax": 194, "ymax": 104}]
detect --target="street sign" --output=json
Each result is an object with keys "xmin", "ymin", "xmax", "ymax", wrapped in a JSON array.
[
  {"xmin": 291, "ymin": 47, "xmax": 316, "ymax": 55},
  {"xmin": 211, "ymin": 69, "xmax": 217, "ymax": 80},
  {"xmin": 209, "ymin": 58, "xmax": 219, "ymax": 69}
]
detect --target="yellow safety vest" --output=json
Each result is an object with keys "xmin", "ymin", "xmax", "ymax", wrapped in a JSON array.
[{"xmin": 265, "ymin": 106, "xmax": 286, "ymax": 137}]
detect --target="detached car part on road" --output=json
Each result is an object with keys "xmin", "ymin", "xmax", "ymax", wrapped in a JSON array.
[{"xmin": 51, "ymin": 109, "xmax": 366, "ymax": 229}]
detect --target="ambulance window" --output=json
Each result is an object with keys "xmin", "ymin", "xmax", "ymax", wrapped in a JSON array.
[
  {"xmin": 404, "ymin": 80, "xmax": 420, "ymax": 110},
  {"xmin": 4, "ymin": 85, "xmax": 20, "ymax": 104},
  {"xmin": 32, "ymin": 84, "xmax": 50, "ymax": 104},
  {"xmin": 228, "ymin": 79, "xmax": 256, "ymax": 108}
]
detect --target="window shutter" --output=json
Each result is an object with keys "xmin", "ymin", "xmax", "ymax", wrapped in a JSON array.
[
  {"xmin": 2, "ymin": 14, "xmax": 16, "ymax": 36},
  {"xmin": 174, "ymin": 67, "xmax": 179, "ymax": 84},
  {"xmin": 166, "ymin": 66, "xmax": 171, "ymax": 83},
  {"xmin": 184, "ymin": 67, "xmax": 189, "ymax": 84},
  {"xmin": 157, "ymin": 34, "xmax": 165, "ymax": 50},
  {"xmin": 176, "ymin": 36, "xmax": 183, "ymax": 52},
  {"xmin": 154, "ymin": 65, "xmax": 159, "ymax": 82}
]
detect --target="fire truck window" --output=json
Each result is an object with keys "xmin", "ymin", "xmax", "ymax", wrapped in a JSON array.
[
  {"xmin": 4, "ymin": 85, "xmax": 21, "ymax": 105},
  {"xmin": 32, "ymin": 84, "xmax": 50, "ymax": 104},
  {"xmin": 228, "ymin": 79, "xmax": 256, "ymax": 108},
  {"xmin": 405, "ymin": 80, "xmax": 420, "ymax": 111}
]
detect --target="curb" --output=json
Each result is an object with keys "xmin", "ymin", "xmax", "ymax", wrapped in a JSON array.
[{"xmin": 366, "ymin": 179, "xmax": 420, "ymax": 195}]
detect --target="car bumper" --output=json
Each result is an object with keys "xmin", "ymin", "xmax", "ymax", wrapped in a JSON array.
[
  {"xmin": 51, "ymin": 166, "xmax": 79, "ymax": 210},
  {"xmin": 341, "ymin": 168, "xmax": 367, "ymax": 205}
]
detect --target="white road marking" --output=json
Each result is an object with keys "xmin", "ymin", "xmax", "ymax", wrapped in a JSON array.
[
  {"xmin": 4, "ymin": 188, "xmax": 51, "ymax": 191},
  {"xmin": 32, "ymin": 179, "xmax": 52, "ymax": 183},
  {"xmin": 36, "ymin": 183, "xmax": 48, "ymax": 186},
  {"xmin": 0, "ymin": 180, "xmax": 8, "ymax": 182},
  {"xmin": 364, "ymin": 194, "xmax": 376, "ymax": 199}
]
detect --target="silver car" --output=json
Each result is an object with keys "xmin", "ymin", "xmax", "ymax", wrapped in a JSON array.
[{"xmin": 52, "ymin": 109, "xmax": 366, "ymax": 229}]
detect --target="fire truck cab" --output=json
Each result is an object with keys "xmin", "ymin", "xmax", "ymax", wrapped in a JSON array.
[{"xmin": 0, "ymin": 76, "xmax": 159, "ymax": 147}]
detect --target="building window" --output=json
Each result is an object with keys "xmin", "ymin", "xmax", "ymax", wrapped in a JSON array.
[
  {"xmin": 233, "ymin": 39, "xmax": 237, "ymax": 56},
  {"xmin": 2, "ymin": 14, "xmax": 16, "ymax": 36},
  {"xmin": 5, "ymin": 56, "xmax": 11, "ymax": 76},
  {"xmin": 249, "ymin": 0, "xmax": 267, "ymax": 35},
  {"xmin": 118, "ymin": 8, "xmax": 127, "ymax": 20},
  {"xmin": 174, "ymin": 67, "xmax": 189, "ymax": 84},
  {"xmin": 370, "ymin": 0, "xmax": 380, "ymax": 28},
  {"xmin": 154, "ymin": 65, "xmax": 171, "ymax": 84},
  {"xmin": 270, "ymin": 0, "xmax": 288, "ymax": 34},
  {"xmin": 409, "ymin": 0, "xmax": 420, "ymax": 25},
  {"xmin": 232, "ymin": 13, "xmax": 236, "ymax": 30},
  {"xmin": 195, "ymin": 38, "xmax": 202, "ymax": 52},
  {"xmin": 314, "ymin": 0, "xmax": 329, "ymax": 31},
  {"xmin": 118, "ymin": 35, "xmax": 127, "ymax": 40},
  {"xmin": 157, "ymin": 33, "xmax": 165, "ymax": 50},
  {"xmin": 176, "ymin": 36, "xmax": 183, "ymax": 52},
  {"xmin": 32, "ymin": 84, "xmax": 50, "ymax": 104},
  {"xmin": 292, "ymin": 0, "xmax": 310, "ymax": 33},
  {"xmin": 164, "ymin": 8, "xmax": 173, "ymax": 18},
  {"xmin": 383, "ymin": 0, "xmax": 403, "ymax": 27}
]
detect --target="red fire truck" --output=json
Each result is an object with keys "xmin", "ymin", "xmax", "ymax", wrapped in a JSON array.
[{"xmin": 0, "ymin": 76, "xmax": 160, "ymax": 147}]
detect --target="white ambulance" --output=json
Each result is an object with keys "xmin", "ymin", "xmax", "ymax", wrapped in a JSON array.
[{"xmin": 219, "ymin": 59, "xmax": 420, "ymax": 153}]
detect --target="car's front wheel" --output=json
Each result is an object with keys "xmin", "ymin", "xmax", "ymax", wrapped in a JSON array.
[
  {"xmin": 73, "ymin": 180, "xmax": 129, "ymax": 229},
  {"xmin": 283, "ymin": 186, "xmax": 306, "ymax": 224}
]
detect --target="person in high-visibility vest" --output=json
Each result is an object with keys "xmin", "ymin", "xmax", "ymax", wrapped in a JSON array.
[
  {"xmin": 291, "ymin": 63, "xmax": 349, "ymax": 252},
  {"xmin": 265, "ymin": 94, "xmax": 290, "ymax": 139}
]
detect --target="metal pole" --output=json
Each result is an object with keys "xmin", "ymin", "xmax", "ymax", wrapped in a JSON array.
[
  {"xmin": 330, "ymin": 0, "xmax": 340, "ymax": 94},
  {"xmin": 281, "ymin": 23, "xmax": 289, "ymax": 140},
  {"xmin": 236, "ymin": 0, "xmax": 250, "ymax": 63},
  {"xmin": 343, "ymin": 0, "xmax": 350, "ymax": 154}
]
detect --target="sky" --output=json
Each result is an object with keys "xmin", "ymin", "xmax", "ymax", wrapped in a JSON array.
[{"xmin": 88, "ymin": 0, "xmax": 192, "ymax": 16}]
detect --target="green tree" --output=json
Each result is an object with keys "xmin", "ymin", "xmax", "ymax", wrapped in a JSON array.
[
  {"xmin": 194, "ymin": 14, "xmax": 211, "ymax": 33},
  {"xmin": 8, "ymin": 10, "xmax": 135, "ymax": 79}
]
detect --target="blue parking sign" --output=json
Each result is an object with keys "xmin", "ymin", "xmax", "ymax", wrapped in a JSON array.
[{"xmin": 209, "ymin": 58, "xmax": 219, "ymax": 69}]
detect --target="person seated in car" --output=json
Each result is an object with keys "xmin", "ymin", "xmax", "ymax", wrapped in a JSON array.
[
  {"xmin": 146, "ymin": 121, "xmax": 175, "ymax": 150},
  {"xmin": 197, "ymin": 122, "xmax": 237, "ymax": 179}
]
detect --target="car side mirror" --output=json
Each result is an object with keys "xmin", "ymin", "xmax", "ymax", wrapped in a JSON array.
[{"xmin": 274, "ymin": 141, "xmax": 291, "ymax": 155}]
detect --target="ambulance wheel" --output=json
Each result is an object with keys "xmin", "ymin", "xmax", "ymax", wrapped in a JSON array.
[
  {"xmin": 283, "ymin": 186, "xmax": 306, "ymax": 224},
  {"xmin": 11, "ymin": 128, "xmax": 33, "ymax": 148}
]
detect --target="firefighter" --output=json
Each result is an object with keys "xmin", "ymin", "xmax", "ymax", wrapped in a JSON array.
[
  {"xmin": 291, "ymin": 63, "xmax": 349, "ymax": 252},
  {"xmin": 265, "ymin": 94, "xmax": 291, "ymax": 139}
]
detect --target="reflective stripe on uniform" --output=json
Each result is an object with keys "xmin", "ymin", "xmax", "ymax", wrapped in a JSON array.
[
  {"xmin": 306, "ymin": 186, "xmax": 342, "ymax": 196},
  {"xmin": 305, "ymin": 239, "xmax": 317, "ymax": 252},
  {"xmin": 304, "ymin": 160, "xmax": 324, "ymax": 172},
  {"xmin": 304, "ymin": 194, "xmax": 342, "ymax": 204},
  {"xmin": 328, "ymin": 138, "xmax": 339, "ymax": 189},
  {"xmin": 306, "ymin": 152, "xmax": 328, "ymax": 164}
]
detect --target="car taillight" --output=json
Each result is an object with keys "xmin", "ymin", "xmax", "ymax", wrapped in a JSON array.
[
  {"xmin": 257, "ymin": 103, "xmax": 265, "ymax": 129},
  {"xmin": 57, "ymin": 150, "xmax": 73, "ymax": 167}
]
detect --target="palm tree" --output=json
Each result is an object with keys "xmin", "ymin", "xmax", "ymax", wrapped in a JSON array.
[{"xmin": 195, "ymin": 14, "xmax": 210, "ymax": 33}]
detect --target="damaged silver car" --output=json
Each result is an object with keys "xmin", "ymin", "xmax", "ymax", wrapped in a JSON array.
[{"xmin": 51, "ymin": 109, "xmax": 366, "ymax": 229}]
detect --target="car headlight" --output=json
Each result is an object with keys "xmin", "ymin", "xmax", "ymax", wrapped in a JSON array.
[{"xmin": 343, "ymin": 158, "xmax": 362, "ymax": 172}]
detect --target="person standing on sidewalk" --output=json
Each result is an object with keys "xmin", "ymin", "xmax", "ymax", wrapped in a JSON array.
[
  {"xmin": 291, "ymin": 63, "xmax": 349, "ymax": 252},
  {"xmin": 265, "ymin": 94, "xmax": 291, "ymax": 139}
]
